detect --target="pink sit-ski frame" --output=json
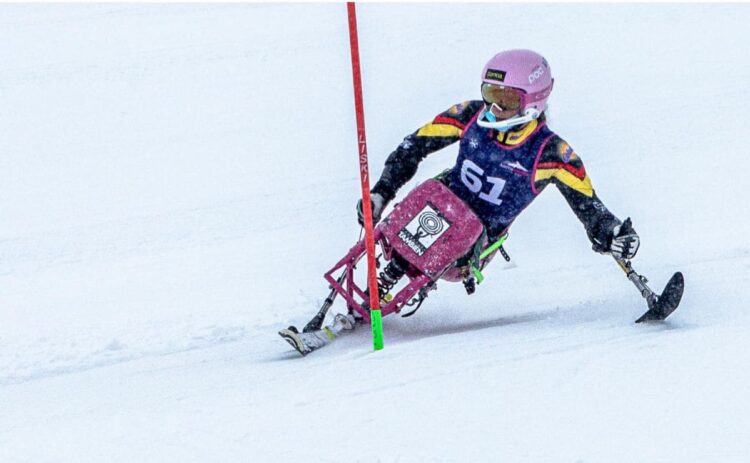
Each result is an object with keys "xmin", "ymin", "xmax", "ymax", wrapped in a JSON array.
[
  {"xmin": 323, "ymin": 179, "xmax": 487, "ymax": 321},
  {"xmin": 323, "ymin": 229, "xmax": 431, "ymax": 322}
]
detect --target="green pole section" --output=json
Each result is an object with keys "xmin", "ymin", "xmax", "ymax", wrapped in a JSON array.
[{"xmin": 371, "ymin": 309, "xmax": 384, "ymax": 350}]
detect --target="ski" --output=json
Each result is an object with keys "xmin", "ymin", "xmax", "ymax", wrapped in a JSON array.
[
  {"xmin": 279, "ymin": 313, "xmax": 357, "ymax": 356},
  {"xmin": 635, "ymin": 271, "xmax": 684, "ymax": 323},
  {"xmin": 614, "ymin": 256, "xmax": 685, "ymax": 323}
]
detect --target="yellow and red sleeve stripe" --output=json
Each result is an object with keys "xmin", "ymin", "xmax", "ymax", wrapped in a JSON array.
[
  {"xmin": 535, "ymin": 161, "xmax": 594, "ymax": 197},
  {"xmin": 416, "ymin": 115, "xmax": 465, "ymax": 138}
]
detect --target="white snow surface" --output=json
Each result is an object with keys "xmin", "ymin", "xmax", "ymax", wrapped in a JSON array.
[{"xmin": 2, "ymin": 3, "xmax": 749, "ymax": 462}]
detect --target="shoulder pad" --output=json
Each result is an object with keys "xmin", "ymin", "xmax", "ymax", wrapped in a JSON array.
[
  {"xmin": 540, "ymin": 136, "xmax": 579, "ymax": 164},
  {"xmin": 434, "ymin": 100, "xmax": 484, "ymax": 128}
]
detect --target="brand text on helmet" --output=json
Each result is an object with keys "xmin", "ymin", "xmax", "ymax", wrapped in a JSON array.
[{"xmin": 528, "ymin": 66, "xmax": 545, "ymax": 85}]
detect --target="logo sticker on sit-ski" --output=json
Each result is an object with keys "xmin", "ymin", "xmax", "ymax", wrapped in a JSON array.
[{"xmin": 397, "ymin": 205, "xmax": 451, "ymax": 257}]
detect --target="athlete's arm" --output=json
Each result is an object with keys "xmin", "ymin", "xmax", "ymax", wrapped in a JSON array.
[
  {"xmin": 371, "ymin": 101, "xmax": 484, "ymax": 202},
  {"xmin": 533, "ymin": 136, "xmax": 622, "ymax": 251}
]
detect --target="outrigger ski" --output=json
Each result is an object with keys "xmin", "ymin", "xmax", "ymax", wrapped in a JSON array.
[
  {"xmin": 634, "ymin": 271, "xmax": 685, "ymax": 323},
  {"xmin": 614, "ymin": 256, "xmax": 685, "ymax": 323},
  {"xmin": 279, "ymin": 313, "xmax": 358, "ymax": 356}
]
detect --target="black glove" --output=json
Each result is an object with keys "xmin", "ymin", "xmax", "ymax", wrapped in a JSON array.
[
  {"xmin": 591, "ymin": 217, "xmax": 640, "ymax": 259},
  {"xmin": 610, "ymin": 217, "xmax": 640, "ymax": 259},
  {"xmin": 357, "ymin": 192, "xmax": 388, "ymax": 226}
]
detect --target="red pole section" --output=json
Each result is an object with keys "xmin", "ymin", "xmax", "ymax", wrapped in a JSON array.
[{"xmin": 347, "ymin": 2, "xmax": 383, "ymax": 350}]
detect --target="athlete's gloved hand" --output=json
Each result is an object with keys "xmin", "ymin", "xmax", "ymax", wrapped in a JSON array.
[
  {"xmin": 357, "ymin": 193, "xmax": 388, "ymax": 226},
  {"xmin": 609, "ymin": 217, "xmax": 640, "ymax": 259}
]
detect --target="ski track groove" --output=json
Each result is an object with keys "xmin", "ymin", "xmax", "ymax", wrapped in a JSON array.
[
  {"xmin": 2, "ymin": 250, "xmax": 738, "ymax": 388},
  {"xmin": 3, "ymin": 252, "xmax": 721, "ymax": 387},
  {"xmin": 289, "ymin": 310, "xmax": 694, "ymax": 408}
]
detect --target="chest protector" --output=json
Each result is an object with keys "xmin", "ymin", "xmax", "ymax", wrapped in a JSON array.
[{"xmin": 446, "ymin": 115, "xmax": 555, "ymax": 237}]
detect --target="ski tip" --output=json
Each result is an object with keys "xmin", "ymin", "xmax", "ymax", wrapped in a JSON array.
[
  {"xmin": 662, "ymin": 271, "xmax": 685, "ymax": 310},
  {"xmin": 278, "ymin": 329, "xmax": 310, "ymax": 356},
  {"xmin": 635, "ymin": 271, "xmax": 685, "ymax": 323}
]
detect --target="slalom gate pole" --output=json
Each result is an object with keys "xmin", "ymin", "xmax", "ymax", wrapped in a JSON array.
[{"xmin": 347, "ymin": 2, "xmax": 383, "ymax": 350}]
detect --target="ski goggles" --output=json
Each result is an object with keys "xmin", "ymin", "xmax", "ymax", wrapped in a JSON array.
[{"xmin": 480, "ymin": 83, "xmax": 524, "ymax": 111}]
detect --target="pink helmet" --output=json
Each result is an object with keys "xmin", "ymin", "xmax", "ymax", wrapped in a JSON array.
[{"xmin": 481, "ymin": 49, "xmax": 554, "ymax": 114}]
